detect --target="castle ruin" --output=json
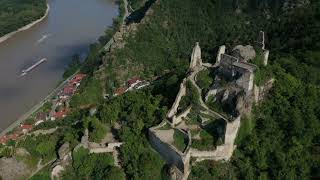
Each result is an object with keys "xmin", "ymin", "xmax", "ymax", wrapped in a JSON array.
[{"xmin": 149, "ymin": 38, "xmax": 271, "ymax": 180}]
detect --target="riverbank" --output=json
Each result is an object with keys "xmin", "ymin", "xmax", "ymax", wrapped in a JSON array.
[
  {"xmin": 0, "ymin": 0, "xmax": 124, "ymax": 136},
  {"xmin": 0, "ymin": 4, "xmax": 50, "ymax": 44},
  {"xmin": 0, "ymin": 71, "xmax": 79, "ymax": 136}
]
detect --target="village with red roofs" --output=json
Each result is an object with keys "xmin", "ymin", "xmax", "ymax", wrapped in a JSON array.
[
  {"xmin": 0, "ymin": 74, "xmax": 150, "ymax": 145},
  {"xmin": 0, "ymin": 73, "xmax": 87, "ymax": 145}
]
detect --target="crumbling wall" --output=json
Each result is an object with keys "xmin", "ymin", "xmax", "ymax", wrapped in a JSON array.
[
  {"xmin": 190, "ymin": 144, "xmax": 235, "ymax": 161},
  {"xmin": 224, "ymin": 116, "xmax": 241, "ymax": 145},
  {"xmin": 263, "ymin": 50, "xmax": 269, "ymax": 66},
  {"xmin": 172, "ymin": 106, "xmax": 192, "ymax": 125},
  {"xmin": 148, "ymin": 129, "xmax": 187, "ymax": 172},
  {"xmin": 215, "ymin": 45, "xmax": 226, "ymax": 65},
  {"xmin": 236, "ymin": 71, "xmax": 254, "ymax": 94},
  {"xmin": 89, "ymin": 142, "xmax": 123, "ymax": 154},
  {"xmin": 190, "ymin": 42, "xmax": 202, "ymax": 69},
  {"xmin": 189, "ymin": 116, "xmax": 240, "ymax": 162},
  {"xmin": 167, "ymin": 79, "xmax": 187, "ymax": 118}
]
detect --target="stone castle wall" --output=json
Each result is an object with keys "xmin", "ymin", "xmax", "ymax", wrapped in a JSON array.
[
  {"xmin": 172, "ymin": 106, "xmax": 192, "ymax": 125},
  {"xmin": 215, "ymin": 45, "xmax": 226, "ymax": 65},
  {"xmin": 167, "ymin": 79, "xmax": 187, "ymax": 118},
  {"xmin": 190, "ymin": 42, "xmax": 202, "ymax": 69},
  {"xmin": 148, "ymin": 129, "xmax": 187, "ymax": 172},
  {"xmin": 235, "ymin": 71, "xmax": 254, "ymax": 94}
]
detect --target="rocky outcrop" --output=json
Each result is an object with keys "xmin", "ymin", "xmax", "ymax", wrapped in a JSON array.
[
  {"xmin": 0, "ymin": 157, "xmax": 30, "ymax": 180},
  {"xmin": 58, "ymin": 143, "xmax": 70, "ymax": 160},
  {"xmin": 232, "ymin": 45, "xmax": 256, "ymax": 62},
  {"xmin": 254, "ymin": 78, "xmax": 275, "ymax": 103},
  {"xmin": 51, "ymin": 165, "xmax": 65, "ymax": 180},
  {"xmin": 15, "ymin": 148, "xmax": 30, "ymax": 157}
]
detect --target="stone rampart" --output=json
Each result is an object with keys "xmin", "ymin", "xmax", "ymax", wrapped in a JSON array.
[
  {"xmin": 89, "ymin": 147, "xmax": 113, "ymax": 154},
  {"xmin": 215, "ymin": 45, "xmax": 226, "ymax": 65},
  {"xmin": 190, "ymin": 42, "xmax": 202, "ymax": 69},
  {"xmin": 148, "ymin": 128, "xmax": 188, "ymax": 172},
  {"xmin": 190, "ymin": 144, "xmax": 235, "ymax": 162},
  {"xmin": 167, "ymin": 79, "xmax": 187, "ymax": 118},
  {"xmin": 224, "ymin": 116, "xmax": 241, "ymax": 145},
  {"xmin": 172, "ymin": 106, "xmax": 192, "ymax": 125},
  {"xmin": 188, "ymin": 116, "xmax": 240, "ymax": 162},
  {"xmin": 263, "ymin": 50, "xmax": 269, "ymax": 66},
  {"xmin": 235, "ymin": 71, "xmax": 254, "ymax": 94}
]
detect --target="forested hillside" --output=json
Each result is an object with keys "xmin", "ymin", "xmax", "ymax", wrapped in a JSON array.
[
  {"xmin": 101, "ymin": 0, "xmax": 320, "ymax": 179},
  {"xmin": 0, "ymin": 0, "xmax": 47, "ymax": 37},
  {"xmin": 13, "ymin": 0, "xmax": 318, "ymax": 179}
]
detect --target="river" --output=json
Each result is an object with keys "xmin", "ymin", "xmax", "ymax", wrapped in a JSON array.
[{"xmin": 0, "ymin": 0, "xmax": 118, "ymax": 132}]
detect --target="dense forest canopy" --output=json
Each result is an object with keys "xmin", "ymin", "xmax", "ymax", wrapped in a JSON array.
[
  {"xmin": 9, "ymin": 0, "xmax": 318, "ymax": 179},
  {"xmin": 106, "ymin": 0, "xmax": 320, "ymax": 179},
  {"xmin": 0, "ymin": 0, "xmax": 47, "ymax": 37}
]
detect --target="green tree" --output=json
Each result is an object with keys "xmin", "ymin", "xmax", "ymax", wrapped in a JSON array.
[
  {"xmin": 84, "ymin": 117, "xmax": 107, "ymax": 143},
  {"xmin": 103, "ymin": 167, "xmax": 126, "ymax": 180}
]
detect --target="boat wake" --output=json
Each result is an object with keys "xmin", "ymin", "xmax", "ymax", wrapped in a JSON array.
[
  {"xmin": 36, "ymin": 34, "xmax": 51, "ymax": 44},
  {"xmin": 20, "ymin": 58, "xmax": 47, "ymax": 77}
]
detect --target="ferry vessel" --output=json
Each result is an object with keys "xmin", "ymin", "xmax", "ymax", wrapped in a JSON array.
[{"xmin": 20, "ymin": 58, "xmax": 47, "ymax": 76}]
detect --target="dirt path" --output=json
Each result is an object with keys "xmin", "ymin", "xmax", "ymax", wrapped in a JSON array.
[
  {"xmin": 28, "ymin": 159, "xmax": 56, "ymax": 179},
  {"xmin": 188, "ymin": 67, "xmax": 229, "ymax": 121}
]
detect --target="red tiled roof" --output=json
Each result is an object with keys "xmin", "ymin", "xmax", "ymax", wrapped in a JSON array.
[
  {"xmin": 75, "ymin": 73, "xmax": 86, "ymax": 80},
  {"xmin": 70, "ymin": 74, "xmax": 86, "ymax": 84},
  {"xmin": 69, "ymin": 79, "xmax": 79, "ymax": 85},
  {"xmin": 63, "ymin": 86, "xmax": 76, "ymax": 95},
  {"xmin": 53, "ymin": 109, "xmax": 69, "ymax": 119},
  {"xmin": 114, "ymin": 87, "xmax": 128, "ymax": 96},
  {"xmin": 127, "ymin": 77, "xmax": 141, "ymax": 86},
  {"xmin": 20, "ymin": 124, "xmax": 33, "ymax": 130},
  {"xmin": 0, "ymin": 134, "xmax": 19, "ymax": 144}
]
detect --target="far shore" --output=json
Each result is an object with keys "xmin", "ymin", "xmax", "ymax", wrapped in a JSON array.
[{"xmin": 0, "ymin": 4, "xmax": 50, "ymax": 44}]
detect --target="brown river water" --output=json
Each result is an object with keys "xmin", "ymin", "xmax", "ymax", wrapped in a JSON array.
[{"xmin": 0, "ymin": 0, "xmax": 117, "ymax": 131}]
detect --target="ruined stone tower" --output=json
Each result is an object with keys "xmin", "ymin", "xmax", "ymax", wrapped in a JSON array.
[{"xmin": 189, "ymin": 42, "xmax": 202, "ymax": 69}]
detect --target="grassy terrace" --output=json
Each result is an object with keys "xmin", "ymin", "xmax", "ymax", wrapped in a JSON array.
[
  {"xmin": 173, "ymin": 129, "xmax": 188, "ymax": 152},
  {"xmin": 196, "ymin": 69, "xmax": 214, "ymax": 91},
  {"xmin": 191, "ymin": 118, "xmax": 225, "ymax": 151}
]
